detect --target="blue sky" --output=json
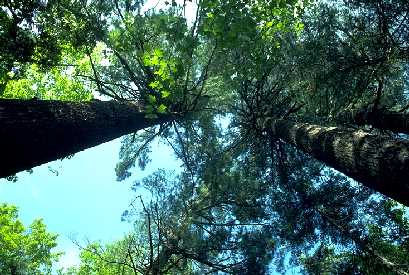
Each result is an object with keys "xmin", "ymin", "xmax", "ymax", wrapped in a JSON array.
[{"xmin": 0, "ymin": 136, "xmax": 179, "ymax": 270}]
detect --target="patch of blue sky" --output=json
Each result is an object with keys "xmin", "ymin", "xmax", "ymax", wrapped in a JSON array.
[{"xmin": 0, "ymin": 135, "xmax": 180, "ymax": 271}]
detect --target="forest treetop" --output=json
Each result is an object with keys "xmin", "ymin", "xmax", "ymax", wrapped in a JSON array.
[{"xmin": 1, "ymin": 0, "xmax": 409, "ymax": 274}]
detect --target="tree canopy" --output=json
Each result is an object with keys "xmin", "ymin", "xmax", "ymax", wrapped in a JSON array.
[
  {"xmin": 1, "ymin": 0, "xmax": 409, "ymax": 274},
  {"xmin": 0, "ymin": 204, "xmax": 60, "ymax": 275}
]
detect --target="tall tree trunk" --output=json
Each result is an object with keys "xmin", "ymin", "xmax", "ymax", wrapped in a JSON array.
[
  {"xmin": 339, "ymin": 106, "xmax": 409, "ymax": 135},
  {"xmin": 266, "ymin": 119, "xmax": 409, "ymax": 206},
  {"xmin": 0, "ymin": 99, "xmax": 171, "ymax": 179}
]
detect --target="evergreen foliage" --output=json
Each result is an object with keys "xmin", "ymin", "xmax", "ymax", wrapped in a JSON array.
[{"xmin": 1, "ymin": 0, "xmax": 409, "ymax": 274}]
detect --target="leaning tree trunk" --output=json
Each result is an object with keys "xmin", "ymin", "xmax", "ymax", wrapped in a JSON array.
[
  {"xmin": 266, "ymin": 119, "xmax": 409, "ymax": 206},
  {"xmin": 339, "ymin": 106, "xmax": 409, "ymax": 135},
  {"xmin": 0, "ymin": 99, "xmax": 171, "ymax": 178}
]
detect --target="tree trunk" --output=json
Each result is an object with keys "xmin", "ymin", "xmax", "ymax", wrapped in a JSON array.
[
  {"xmin": 266, "ymin": 119, "xmax": 409, "ymax": 206},
  {"xmin": 0, "ymin": 99, "xmax": 171, "ymax": 179},
  {"xmin": 339, "ymin": 106, "xmax": 409, "ymax": 135},
  {"xmin": 355, "ymin": 108, "xmax": 409, "ymax": 135}
]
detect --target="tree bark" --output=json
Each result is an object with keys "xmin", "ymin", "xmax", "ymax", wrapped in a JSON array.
[
  {"xmin": 0, "ymin": 99, "xmax": 171, "ymax": 178},
  {"xmin": 339, "ymin": 106, "xmax": 409, "ymax": 135},
  {"xmin": 355, "ymin": 108, "xmax": 409, "ymax": 135},
  {"xmin": 266, "ymin": 119, "xmax": 409, "ymax": 206}
]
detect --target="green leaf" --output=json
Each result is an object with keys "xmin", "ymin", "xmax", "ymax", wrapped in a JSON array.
[
  {"xmin": 151, "ymin": 55, "xmax": 160, "ymax": 66},
  {"xmin": 157, "ymin": 104, "xmax": 167, "ymax": 114},
  {"xmin": 147, "ymin": 94, "xmax": 157, "ymax": 104},
  {"xmin": 154, "ymin": 48, "xmax": 164, "ymax": 58},
  {"xmin": 143, "ymin": 54, "xmax": 152, "ymax": 66},
  {"xmin": 161, "ymin": 90, "xmax": 171, "ymax": 98},
  {"xmin": 6, "ymin": 71, "xmax": 15, "ymax": 78},
  {"xmin": 154, "ymin": 67, "xmax": 165, "ymax": 77},
  {"xmin": 0, "ymin": 204, "xmax": 60, "ymax": 274},
  {"xmin": 149, "ymin": 81, "xmax": 161, "ymax": 89}
]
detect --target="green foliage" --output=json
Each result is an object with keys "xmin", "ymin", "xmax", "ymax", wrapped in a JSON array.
[
  {"xmin": 279, "ymin": 1, "xmax": 409, "ymax": 121},
  {"xmin": 0, "ymin": 203, "xmax": 60, "ymax": 274},
  {"xmin": 0, "ymin": 0, "xmax": 104, "ymax": 93},
  {"xmin": 3, "ymin": 0, "xmax": 409, "ymax": 274},
  {"xmin": 302, "ymin": 200, "xmax": 409, "ymax": 274},
  {"xmin": 72, "ymin": 240, "xmax": 137, "ymax": 275},
  {"xmin": 1, "ymin": 64, "xmax": 92, "ymax": 101},
  {"xmin": 143, "ymin": 47, "xmax": 177, "ymax": 117},
  {"xmin": 0, "ymin": 0, "xmax": 58, "ymax": 89},
  {"xmin": 110, "ymin": 1, "xmax": 407, "ymax": 273}
]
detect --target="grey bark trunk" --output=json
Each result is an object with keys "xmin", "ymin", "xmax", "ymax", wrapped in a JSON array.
[
  {"xmin": 0, "ymin": 99, "xmax": 171, "ymax": 178},
  {"xmin": 266, "ymin": 119, "xmax": 409, "ymax": 206}
]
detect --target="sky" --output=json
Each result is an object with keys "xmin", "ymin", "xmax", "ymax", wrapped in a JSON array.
[
  {"xmin": 0, "ymin": 2, "xmax": 195, "ymax": 271},
  {"xmin": 0, "ymin": 1, "xmax": 300, "ymax": 273},
  {"xmin": 0, "ymin": 136, "xmax": 179, "ymax": 271}
]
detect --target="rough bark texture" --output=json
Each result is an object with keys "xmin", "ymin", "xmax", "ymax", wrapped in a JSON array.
[
  {"xmin": 355, "ymin": 108, "xmax": 409, "ymax": 135},
  {"xmin": 267, "ymin": 119, "xmax": 409, "ymax": 206},
  {"xmin": 339, "ymin": 106, "xmax": 409, "ymax": 135},
  {"xmin": 0, "ymin": 99, "xmax": 171, "ymax": 178}
]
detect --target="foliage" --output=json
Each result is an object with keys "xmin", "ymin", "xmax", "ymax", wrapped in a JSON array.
[
  {"xmin": 69, "ymin": 240, "xmax": 140, "ymax": 275},
  {"xmin": 2, "ymin": 0, "xmax": 409, "ymax": 274},
  {"xmin": 0, "ymin": 203, "xmax": 60, "ymax": 275},
  {"xmin": 280, "ymin": 0, "xmax": 409, "ymax": 121},
  {"xmin": 0, "ymin": 0, "xmax": 98, "ymax": 93},
  {"xmin": 0, "ymin": 0, "xmax": 57, "ymax": 90},
  {"xmin": 1, "ymin": 63, "xmax": 92, "ymax": 101},
  {"xmin": 110, "ymin": 0, "xmax": 409, "ymax": 273},
  {"xmin": 302, "ymin": 200, "xmax": 409, "ymax": 274}
]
